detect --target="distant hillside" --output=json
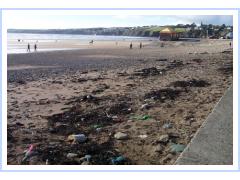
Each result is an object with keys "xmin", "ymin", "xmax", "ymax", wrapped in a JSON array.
[{"xmin": 8, "ymin": 23, "xmax": 233, "ymax": 39}]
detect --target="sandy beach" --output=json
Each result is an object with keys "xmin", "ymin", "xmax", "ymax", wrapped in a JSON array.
[{"xmin": 7, "ymin": 39, "xmax": 233, "ymax": 165}]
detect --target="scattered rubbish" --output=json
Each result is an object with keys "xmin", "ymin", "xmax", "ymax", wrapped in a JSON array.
[
  {"xmin": 92, "ymin": 83, "xmax": 110, "ymax": 94},
  {"xmin": 162, "ymin": 123, "xmax": 173, "ymax": 129},
  {"xmin": 96, "ymin": 128, "xmax": 102, "ymax": 132},
  {"xmin": 168, "ymin": 132, "xmax": 180, "ymax": 139},
  {"xmin": 17, "ymin": 79, "xmax": 26, "ymax": 85},
  {"xmin": 192, "ymin": 58, "xmax": 203, "ymax": 63},
  {"xmin": 170, "ymin": 143, "xmax": 186, "ymax": 153},
  {"xmin": 133, "ymin": 67, "xmax": 165, "ymax": 77},
  {"xmin": 140, "ymin": 103, "xmax": 151, "ymax": 110},
  {"xmin": 111, "ymin": 156, "xmax": 126, "ymax": 165},
  {"xmin": 71, "ymin": 78, "xmax": 88, "ymax": 83},
  {"xmin": 161, "ymin": 154, "xmax": 173, "ymax": 164},
  {"xmin": 166, "ymin": 60, "xmax": 183, "ymax": 70},
  {"xmin": 157, "ymin": 134, "xmax": 169, "ymax": 143},
  {"xmin": 107, "ymin": 102, "xmax": 131, "ymax": 115},
  {"xmin": 84, "ymin": 155, "xmax": 92, "ymax": 162},
  {"xmin": 67, "ymin": 134, "xmax": 87, "ymax": 143},
  {"xmin": 218, "ymin": 63, "xmax": 233, "ymax": 75},
  {"xmin": 170, "ymin": 79, "xmax": 210, "ymax": 88},
  {"xmin": 222, "ymin": 50, "xmax": 232, "ymax": 54},
  {"xmin": 52, "ymin": 80, "xmax": 63, "ymax": 84},
  {"xmin": 22, "ymin": 144, "xmax": 37, "ymax": 163},
  {"xmin": 114, "ymin": 132, "xmax": 128, "ymax": 140},
  {"xmin": 81, "ymin": 161, "xmax": 91, "ymax": 165},
  {"xmin": 67, "ymin": 153, "xmax": 78, "ymax": 159},
  {"xmin": 131, "ymin": 115, "xmax": 151, "ymax": 121},
  {"xmin": 138, "ymin": 134, "xmax": 148, "ymax": 139},
  {"xmin": 92, "ymin": 124, "xmax": 102, "ymax": 129},
  {"xmin": 154, "ymin": 145, "xmax": 163, "ymax": 153},
  {"xmin": 156, "ymin": 58, "xmax": 167, "ymax": 62},
  {"xmin": 144, "ymin": 88, "xmax": 181, "ymax": 102},
  {"xmin": 16, "ymin": 122, "xmax": 24, "ymax": 126}
]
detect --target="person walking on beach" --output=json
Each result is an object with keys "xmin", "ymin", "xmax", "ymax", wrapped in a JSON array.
[
  {"xmin": 27, "ymin": 43, "xmax": 30, "ymax": 52},
  {"xmin": 34, "ymin": 44, "xmax": 37, "ymax": 52},
  {"xmin": 139, "ymin": 42, "xmax": 142, "ymax": 49},
  {"xmin": 229, "ymin": 42, "xmax": 232, "ymax": 48},
  {"xmin": 129, "ymin": 42, "xmax": 133, "ymax": 49}
]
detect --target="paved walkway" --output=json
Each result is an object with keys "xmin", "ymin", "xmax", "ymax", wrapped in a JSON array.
[{"xmin": 176, "ymin": 85, "xmax": 233, "ymax": 165}]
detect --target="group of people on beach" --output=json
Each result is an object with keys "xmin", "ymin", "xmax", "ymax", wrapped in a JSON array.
[
  {"xmin": 129, "ymin": 42, "xmax": 143, "ymax": 49},
  {"xmin": 27, "ymin": 43, "xmax": 37, "ymax": 52}
]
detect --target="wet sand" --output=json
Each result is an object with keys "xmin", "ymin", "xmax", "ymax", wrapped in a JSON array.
[{"xmin": 7, "ymin": 39, "xmax": 233, "ymax": 165}]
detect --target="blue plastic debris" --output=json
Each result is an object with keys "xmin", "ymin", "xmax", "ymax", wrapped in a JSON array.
[{"xmin": 111, "ymin": 156, "xmax": 125, "ymax": 165}]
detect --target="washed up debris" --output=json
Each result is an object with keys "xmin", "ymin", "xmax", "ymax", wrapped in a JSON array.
[
  {"xmin": 96, "ymin": 128, "xmax": 102, "ymax": 132},
  {"xmin": 84, "ymin": 155, "xmax": 92, "ymax": 162},
  {"xmin": 16, "ymin": 122, "xmax": 24, "ymax": 126},
  {"xmin": 71, "ymin": 78, "xmax": 88, "ymax": 83},
  {"xmin": 17, "ymin": 79, "xmax": 26, "ymax": 85},
  {"xmin": 138, "ymin": 134, "xmax": 148, "ymax": 139},
  {"xmin": 221, "ymin": 50, "xmax": 232, "ymax": 54},
  {"xmin": 37, "ymin": 98, "xmax": 50, "ymax": 105},
  {"xmin": 170, "ymin": 79, "xmax": 210, "ymax": 88},
  {"xmin": 166, "ymin": 60, "xmax": 183, "ymax": 70},
  {"xmin": 107, "ymin": 102, "xmax": 131, "ymax": 115},
  {"xmin": 67, "ymin": 134, "xmax": 87, "ymax": 144},
  {"xmin": 156, "ymin": 58, "xmax": 168, "ymax": 62},
  {"xmin": 91, "ymin": 124, "xmax": 103, "ymax": 132},
  {"xmin": 130, "ymin": 115, "xmax": 151, "ymax": 121},
  {"xmin": 168, "ymin": 132, "xmax": 180, "ymax": 138},
  {"xmin": 157, "ymin": 134, "xmax": 169, "ymax": 143},
  {"xmin": 92, "ymin": 124, "xmax": 102, "ymax": 129},
  {"xmin": 133, "ymin": 67, "xmax": 165, "ymax": 77},
  {"xmin": 162, "ymin": 123, "xmax": 173, "ymax": 129},
  {"xmin": 161, "ymin": 154, "xmax": 173, "ymax": 164},
  {"xmin": 218, "ymin": 63, "xmax": 233, "ymax": 75},
  {"xmin": 154, "ymin": 145, "xmax": 163, "ymax": 153},
  {"xmin": 144, "ymin": 88, "xmax": 182, "ymax": 102},
  {"xmin": 7, "ymin": 129, "xmax": 14, "ymax": 142},
  {"xmin": 117, "ymin": 72, "xmax": 128, "ymax": 76},
  {"xmin": 170, "ymin": 143, "xmax": 186, "ymax": 153},
  {"xmin": 22, "ymin": 144, "xmax": 37, "ymax": 163},
  {"xmin": 114, "ymin": 132, "xmax": 128, "ymax": 140},
  {"xmin": 192, "ymin": 58, "xmax": 203, "ymax": 63},
  {"xmin": 92, "ymin": 83, "xmax": 110, "ymax": 94},
  {"xmin": 52, "ymin": 80, "xmax": 63, "ymax": 84},
  {"xmin": 67, "ymin": 153, "xmax": 78, "ymax": 159},
  {"xmin": 111, "ymin": 156, "xmax": 126, "ymax": 165},
  {"xmin": 66, "ymin": 94, "xmax": 100, "ymax": 104},
  {"xmin": 140, "ymin": 103, "xmax": 151, "ymax": 110},
  {"xmin": 81, "ymin": 161, "xmax": 91, "ymax": 165}
]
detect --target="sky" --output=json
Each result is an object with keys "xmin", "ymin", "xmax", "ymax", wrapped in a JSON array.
[{"xmin": 6, "ymin": 12, "xmax": 233, "ymax": 29}]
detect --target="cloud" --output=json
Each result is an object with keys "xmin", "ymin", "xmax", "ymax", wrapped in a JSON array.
[{"xmin": 172, "ymin": 15, "xmax": 233, "ymax": 25}]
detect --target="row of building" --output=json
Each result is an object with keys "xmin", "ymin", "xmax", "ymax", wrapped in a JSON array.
[{"xmin": 159, "ymin": 26, "xmax": 233, "ymax": 41}]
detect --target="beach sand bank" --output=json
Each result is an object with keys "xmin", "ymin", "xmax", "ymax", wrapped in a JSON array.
[{"xmin": 7, "ymin": 39, "xmax": 233, "ymax": 165}]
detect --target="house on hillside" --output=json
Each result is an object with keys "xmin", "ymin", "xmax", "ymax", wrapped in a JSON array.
[{"xmin": 159, "ymin": 27, "xmax": 180, "ymax": 41}]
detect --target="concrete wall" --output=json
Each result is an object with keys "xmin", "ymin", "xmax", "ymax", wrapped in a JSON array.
[{"xmin": 176, "ymin": 85, "xmax": 233, "ymax": 165}]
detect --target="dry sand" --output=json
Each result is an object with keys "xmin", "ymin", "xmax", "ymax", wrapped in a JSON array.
[{"xmin": 7, "ymin": 39, "xmax": 233, "ymax": 165}]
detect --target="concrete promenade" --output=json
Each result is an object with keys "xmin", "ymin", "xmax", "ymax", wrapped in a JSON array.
[{"xmin": 176, "ymin": 85, "xmax": 233, "ymax": 165}]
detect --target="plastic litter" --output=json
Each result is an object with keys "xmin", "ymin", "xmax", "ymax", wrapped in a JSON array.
[
  {"xmin": 130, "ymin": 115, "xmax": 151, "ymax": 121},
  {"xmin": 84, "ymin": 155, "xmax": 92, "ymax": 162},
  {"xmin": 22, "ymin": 144, "xmax": 36, "ymax": 163},
  {"xmin": 170, "ymin": 143, "xmax": 186, "ymax": 153},
  {"xmin": 67, "ymin": 134, "xmax": 87, "ymax": 143},
  {"xmin": 111, "ymin": 156, "xmax": 125, "ymax": 165}
]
